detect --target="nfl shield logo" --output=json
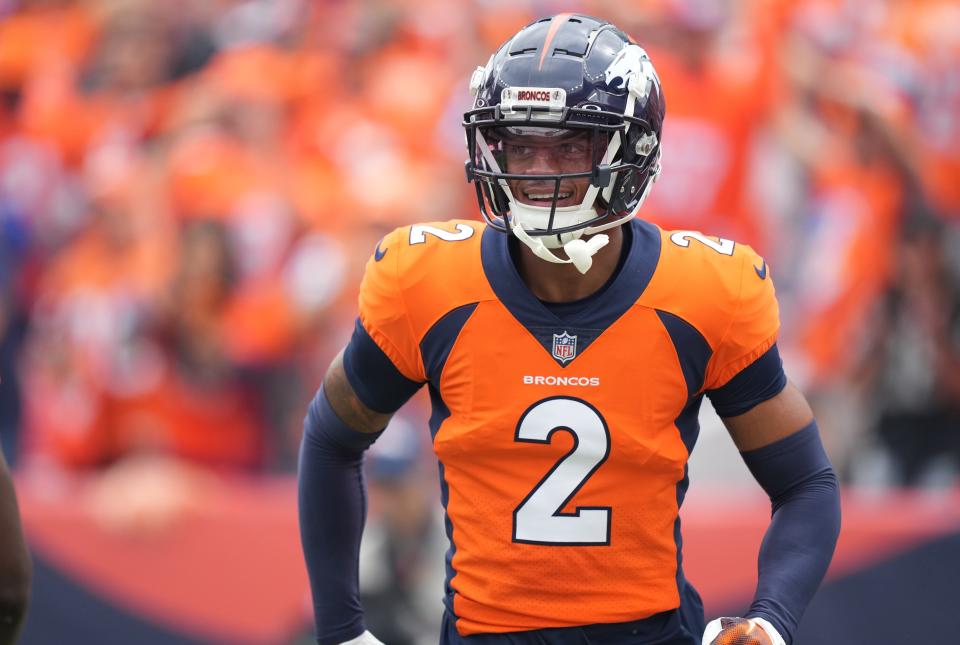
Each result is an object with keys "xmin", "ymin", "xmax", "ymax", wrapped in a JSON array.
[{"xmin": 552, "ymin": 332, "xmax": 578, "ymax": 364}]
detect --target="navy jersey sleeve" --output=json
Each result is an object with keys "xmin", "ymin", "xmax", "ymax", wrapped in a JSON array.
[
  {"xmin": 706, "ymin": 344, "xmax": 787, "ymax": 417},
  {"xmin": 343, "ymin": 318, "xmax": 423, "ymax": 414}
]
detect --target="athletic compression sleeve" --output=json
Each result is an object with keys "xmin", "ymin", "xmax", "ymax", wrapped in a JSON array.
[
  {"xmin": 298, "ymin": 387, "xmax": 383, "ymax": 645},
  {"xmin": 299, "ymin": 321, "xmax": 422, "ymax": 644},
  {"xmin": 740, "ymin": 421, "xmax": 841, "ymax": 644}
]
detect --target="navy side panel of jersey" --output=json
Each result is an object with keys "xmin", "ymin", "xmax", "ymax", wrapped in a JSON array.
[
  {"xmin": 418, "ymin": 302, "xmax": 480, "ymax": 624},
  {"xmin": 655, "ymin": 307, "xmax": 713, "ymax": 641}
]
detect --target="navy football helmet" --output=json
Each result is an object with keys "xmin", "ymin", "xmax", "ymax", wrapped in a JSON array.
[{"xmin": 464, "ymin": 14, "xmax": 665, "ymax": 268}]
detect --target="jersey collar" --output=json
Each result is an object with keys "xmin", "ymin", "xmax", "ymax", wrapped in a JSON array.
[{"xmin": 481, "ymin": 218, "xmax": 662, "ymax": 366}]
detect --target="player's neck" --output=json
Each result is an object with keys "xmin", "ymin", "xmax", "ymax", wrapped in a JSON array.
[{"xmin": 512, "ymin": 226, "xmax": 626, "ymax": 303}]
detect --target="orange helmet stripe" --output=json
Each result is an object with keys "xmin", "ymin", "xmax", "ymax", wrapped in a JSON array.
[{"xmin": 538, "ymin": 13, "xmax": 573, "ymax": 71}]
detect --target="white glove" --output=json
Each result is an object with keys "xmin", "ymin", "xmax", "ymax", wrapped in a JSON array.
[
  {"xmin": 702, "ymin": 616, "xmax": 786, "ymax": 645},
  {"xmin": 339, "ymin": 630, "xmax": 385, "ymax": 645}
]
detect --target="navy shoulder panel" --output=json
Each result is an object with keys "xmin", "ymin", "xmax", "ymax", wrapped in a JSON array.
[
  {"xmin": 655, "ymin": 309, "xmax": 712, "ymax": 398},
  {"xmin": 420, "ymin": 303, "xmax": 479, "ymax": 386}
]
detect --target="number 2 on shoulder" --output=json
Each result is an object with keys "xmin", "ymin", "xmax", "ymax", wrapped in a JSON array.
[
  {"xmin": 669, "ymin": 231, "xmax": 734, "ymax": 256},
  {"xmin": 409, "ymin": 223, "xmax": 475, "ymax": 245}
]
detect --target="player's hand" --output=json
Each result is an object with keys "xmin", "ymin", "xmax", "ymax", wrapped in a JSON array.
[
  {"xmin": 339, "ymin": 630, "xmax": 385, "ymax": 645},
  {"xmin": 702, "ymin": 617, "xmax": 785, "ymax": 645}
]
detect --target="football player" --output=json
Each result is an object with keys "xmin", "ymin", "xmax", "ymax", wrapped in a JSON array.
[{"xmin": 298, "ymin": 14, "xmax": 840, "ymax": 645}]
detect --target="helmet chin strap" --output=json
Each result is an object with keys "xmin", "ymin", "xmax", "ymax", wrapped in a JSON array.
[{"xmin": 511, "ymin": 221, "xmax": 610, "ymax": 274}]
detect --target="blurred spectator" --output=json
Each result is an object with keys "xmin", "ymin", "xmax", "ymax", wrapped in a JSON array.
[
  {"xmin": 593, "ymin": 0, "xmax": 783, "ymax": 251},
  {"xmin": 155, "ymin": 217, "xmax": 263, "ymax": 468},
  {"xmin": 856, "ymin": 216, "xmax": 960, "ymax": 486},
  {"xmin": 18, "ymin": 1, "xmax": 180, "ymax": 167},
  {"xmin": 21, "ymin": 158, "xmax": 176, "ymax": 469},
  {"xmin": 0, "ymin": 185, "xmax": 29, "ymax": 463}
]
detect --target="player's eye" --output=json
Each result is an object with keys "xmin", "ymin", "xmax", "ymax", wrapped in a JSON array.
[
  {"xmin": 505, "ymin": 144, "xmax": 535, "ymax": 158},
  {"xmin": 559, "ymin": 142, "xmax": 588, "ymax": 159}
]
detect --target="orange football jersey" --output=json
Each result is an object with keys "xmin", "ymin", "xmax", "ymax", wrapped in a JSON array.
[{"xmin": 358, "ymin": 219, "xmax": 779, "ymax": 635}]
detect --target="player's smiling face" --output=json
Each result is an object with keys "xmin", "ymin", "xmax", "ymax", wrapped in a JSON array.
[{"xmin": 501, "ymin": 130, "xmax": 594, "ymax": 208}]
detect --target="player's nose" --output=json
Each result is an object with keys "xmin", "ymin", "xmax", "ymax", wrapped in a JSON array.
[{"xmin": 524, "ymin": 147, "xmax": 562, "ymax": 173}]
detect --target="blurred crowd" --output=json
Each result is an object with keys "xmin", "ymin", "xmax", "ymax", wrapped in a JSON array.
[{"xmin": 0, "ymin": 0, "xmax": 958, "ymax": 640}]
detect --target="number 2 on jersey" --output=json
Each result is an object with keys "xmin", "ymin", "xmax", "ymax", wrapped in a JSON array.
[
  {"xmin": 513, "ymin": 397, "xmax": 612, "ymax": 546},
  {"xmin": 409, "ymin": 223, "xmax": 475, "ymax": 245},
  {"xmin": 669, "ymin": 230, "xmax": 734, "ymax": 255}
]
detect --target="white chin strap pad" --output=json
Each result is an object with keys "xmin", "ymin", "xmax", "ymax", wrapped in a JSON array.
[
  {"xmin": 511, "ymin": 222, "xmax": 609, "ymax": 274},
  {"xmin": 564, "ymin": 236, "xmax": 609, "ymax": 273}
]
